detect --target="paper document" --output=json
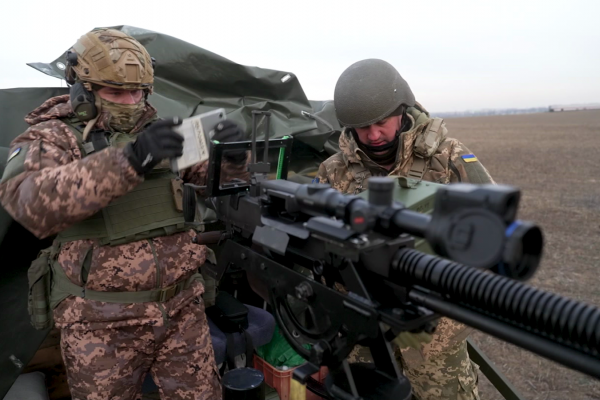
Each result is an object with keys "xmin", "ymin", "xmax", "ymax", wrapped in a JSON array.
[{"xmin": 171, "ymin": 108, "xmax": 225, "ymax": 172}]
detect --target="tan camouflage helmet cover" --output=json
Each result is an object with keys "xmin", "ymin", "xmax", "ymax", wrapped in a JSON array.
[{"xmin": 65, "ymin": 28, "xmax": 154, "ymax": 92}]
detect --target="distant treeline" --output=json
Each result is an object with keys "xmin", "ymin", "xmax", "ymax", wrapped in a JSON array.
[{"xmin": 431, "ymin": 107, "xmax": 548, "ymax": 119}]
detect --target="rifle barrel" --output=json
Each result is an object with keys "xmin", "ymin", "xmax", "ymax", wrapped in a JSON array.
[{"xmin": 393, "ymin": 247, "xmax": 600, "ymax": 378}]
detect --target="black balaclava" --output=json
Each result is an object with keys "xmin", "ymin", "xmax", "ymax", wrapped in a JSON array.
[{"xmin": 351, "ymin": 111, "xmax": 412, "ymax": 168}]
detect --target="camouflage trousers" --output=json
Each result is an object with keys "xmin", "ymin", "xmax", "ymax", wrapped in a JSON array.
[
  {"xmin": 60, "ymin": 300, "xmax": 222, "ymax": 400},
  {"xmin": 348, "ymin": 334, "xmax": 480, "ymax": 400}
]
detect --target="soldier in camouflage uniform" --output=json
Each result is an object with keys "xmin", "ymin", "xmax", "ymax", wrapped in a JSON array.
[
  {"xmin": 0, "ymin": 28, "xmax": 249, "ymax": 400},
  {"xmin": 316, "ymin": 59, "xmax": 495, "ymax": 400}
]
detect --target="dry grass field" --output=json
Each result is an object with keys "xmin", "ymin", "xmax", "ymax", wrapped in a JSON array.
[{"xmin": 444, "ymin": 110, "xmax": 600, "ymax": 400}]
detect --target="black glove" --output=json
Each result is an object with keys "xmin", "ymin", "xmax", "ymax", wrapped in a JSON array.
[
  {"xmin": 212, "ymin": 120, "xmax": 247, "ymax": 164},
  {"xmin": 124, "ymin": 117, "xmax": 184, "ymax": 175}
]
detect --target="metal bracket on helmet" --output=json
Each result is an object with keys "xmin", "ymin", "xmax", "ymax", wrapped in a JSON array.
[
  {"xmin": 66, "ymin": 51, "xmax": 78, "ymax": 66},
  {"xmin": 64, "ymin": 51, "xmax": 78, "ymax": 85}
]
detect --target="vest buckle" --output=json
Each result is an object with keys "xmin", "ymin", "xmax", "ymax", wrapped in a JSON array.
[{"xmin": 158, "ymin": 284, "xmax": 178, "ymax": 302}]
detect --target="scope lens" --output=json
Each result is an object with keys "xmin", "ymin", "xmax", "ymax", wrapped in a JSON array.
[{"xmin": 498, "ymin": 221, "xmax": 544, "ymax": 280}]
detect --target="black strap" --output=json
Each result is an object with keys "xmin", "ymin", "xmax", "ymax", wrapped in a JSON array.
[
  {"xmin": 224, "ymin": 328, "xmax": 255, "ymax": 371},
  {"xmin": 225, "ymin": 332, "xmax": 237, "ymax": 371},
  {"xmin": 244, "ymin": 329, "xmax": 255, "ymax": 368}
]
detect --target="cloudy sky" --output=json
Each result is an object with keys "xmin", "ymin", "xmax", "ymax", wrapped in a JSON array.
[{"xmin": 1, "ymin": 0, "xmax": 598, "ymax": 112}]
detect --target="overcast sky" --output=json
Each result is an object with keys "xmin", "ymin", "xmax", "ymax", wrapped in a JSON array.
[{"xmin": 1, "ymin": 0, "xmax": 598, "ymax": 112}]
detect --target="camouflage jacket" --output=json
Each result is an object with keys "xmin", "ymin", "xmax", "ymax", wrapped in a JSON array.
[
  {"xmin": 0, "ymin": 95, "xmax": 249, "ymax": 330},
  {"xmin": 316, "ymin": 106, "xmax": 494, "ymax": 365},
  {"xmin": 316, "ymin": 106, "xmax": 494, "ymax": 194}
]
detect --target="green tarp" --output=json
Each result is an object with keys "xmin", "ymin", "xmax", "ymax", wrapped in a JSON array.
[
  {"xmin": 23, "ymin": 25, "xmax": 342, "ymax": 154},
  {"xmin": 0, "ymin": 87, "xmax": 69, "ymax": 148}
]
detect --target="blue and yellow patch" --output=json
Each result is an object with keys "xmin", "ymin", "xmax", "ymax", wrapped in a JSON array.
[
  {"xmin": 461, "ymin": 154, "xmax": 478, "ymax": 163},
  {"xmin": 7, "ymin": 147, "xmax": 21, "ymax": 163}
]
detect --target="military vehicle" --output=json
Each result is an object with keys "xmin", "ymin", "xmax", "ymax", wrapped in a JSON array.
[{"xmin": 0, "ymin": 25, "xmax": 542, "ymax": 400}]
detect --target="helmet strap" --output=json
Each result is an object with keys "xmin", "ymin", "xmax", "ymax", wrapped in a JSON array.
[
  {"xmin": 350, "ymin": 111, "xmax": 412, "ymax": 168},
  {"xmin": 351, "ymin": 130, "xmax": 399, "ymax": 167}
]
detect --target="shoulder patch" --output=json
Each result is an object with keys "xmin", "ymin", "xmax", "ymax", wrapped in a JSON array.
[
  {"xmin": 7, "ymin": 147, "xmax": 21, "ymax": 163},
  {"xmin": 461, "ymin": 154, "xmax": 478, "ymax": 163},
  {"xmin": 1, "ymin": 143, "xmax": 29, "ymax": 184}
]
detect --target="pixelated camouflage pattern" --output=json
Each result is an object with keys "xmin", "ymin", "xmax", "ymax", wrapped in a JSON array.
[
  {"xmin": 0, "ymin": 94, "xmax": 249, "ymax": 332},
  {"xmin": 60, "ymin": 299, "xmax": 221, "ymax": 400},
  {"xmin": 401, "ymin": 328, "xmax": 479, "ymax": 400},
  {"xmin": 345, "ymin": 319, "xmax": 480, "ymax": 400},
  {"xmin": 316, "ymin": 111, "xmax": 495, "ymax": 195},
  {"xmin": 321, "ymin": 108, "xmax": 486, "ymax": 399},
  {"xmin": 348, "ymin": 339, "xmax": 480, "ymax": 400},
  {"xmin": 0, "ymin": 96, "xmax": 144, "ymax": 239},
  {"xmin": 57, "ymin": 230, "xmax": 206, "ymax": 292},
  {"xmin": 25, "ymin": 95, "xmax": 74, "ymax": 124}
]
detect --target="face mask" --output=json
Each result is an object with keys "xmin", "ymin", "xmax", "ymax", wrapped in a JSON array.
[{"xmin": 100, "ymin": 97, "xmax": 146, "ymax": 133}]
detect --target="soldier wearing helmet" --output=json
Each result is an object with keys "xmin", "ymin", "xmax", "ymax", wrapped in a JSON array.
[
  {"xmin": 316, "ymin": 59, "xmax": 494, "ymax": 399},
  {"xmin": 0, "ymin": 28, "xmax": 248, "ymax": 399}
]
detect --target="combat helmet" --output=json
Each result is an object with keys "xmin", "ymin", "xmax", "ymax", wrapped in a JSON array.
[
  {"xmin": 64, "ymin": 28, "xmax": 154, "ymax": 92},
  {"xmin": 334, "ymin": 59, "xmax": 415, "ymax": 128}
]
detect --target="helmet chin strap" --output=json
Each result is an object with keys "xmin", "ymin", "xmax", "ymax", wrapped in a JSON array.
[
  {"xmin": 351, "ymin": 129, "xmax": 400, "ymax": 166},
  {"xmin": 351, "ymin": 111, "xmax": 412, "ymax": 167}
]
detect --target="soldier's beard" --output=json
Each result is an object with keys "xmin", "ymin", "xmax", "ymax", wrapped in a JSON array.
[{"xmin": 100, "ymin": 98, "xmax": 146, "ymax": 133}]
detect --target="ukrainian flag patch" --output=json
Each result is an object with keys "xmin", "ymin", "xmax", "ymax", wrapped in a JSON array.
[
  {"xmin": 7, "ymin": 147, "xmax": 21, "ymax": 163},
  {"xmin": 461, "ymin": 154, "xmax": 478, "ymax": 163}
]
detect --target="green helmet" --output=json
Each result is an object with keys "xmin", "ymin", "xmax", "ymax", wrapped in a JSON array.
[{"xmin": 334, "ymin": 59, "xmax": 415, "ymax": 128}]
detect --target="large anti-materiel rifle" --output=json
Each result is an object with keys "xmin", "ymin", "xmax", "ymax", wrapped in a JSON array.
[{"xmin": 192, "ymin": 112, "xmax": 600, "ymax": 400}]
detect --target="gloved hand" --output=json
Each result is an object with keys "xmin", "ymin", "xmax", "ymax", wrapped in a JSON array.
[
  {"xmin": 124, "ymin": 117, "xmax": 184, "ymax": 175},
  {"xmin": 212, "ymin": 120, "xmax": 247, "ymax": 164}
]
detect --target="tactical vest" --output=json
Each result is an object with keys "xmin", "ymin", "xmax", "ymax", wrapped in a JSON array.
[
  {"xmin": 26, "ymin": 117, "xmax": 202, "ymax": 330},
  {"xmin": 57, "ymin": 117, "xmax": 187, "ymax": 246}
]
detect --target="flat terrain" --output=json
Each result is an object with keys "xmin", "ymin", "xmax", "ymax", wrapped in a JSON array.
[{"xmin": 444, "ymin": 110, "xmax": 600, "ymax": 400}]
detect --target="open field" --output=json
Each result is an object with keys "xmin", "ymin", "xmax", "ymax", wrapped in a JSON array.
[{"xmin": 444, "ymin": 110, "xmax": 600, "ymax": 400}]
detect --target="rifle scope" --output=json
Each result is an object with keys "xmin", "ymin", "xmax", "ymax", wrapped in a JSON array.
[{"xmin": 262, "ymin": 177, "xmax": 543, "ymax": 280}]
